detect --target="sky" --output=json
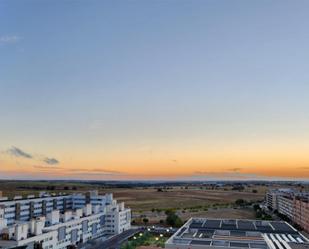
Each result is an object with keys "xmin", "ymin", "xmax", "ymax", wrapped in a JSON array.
[{"xmin": 0, "ymin": 0, "xmax": 309, "ymax": 181}]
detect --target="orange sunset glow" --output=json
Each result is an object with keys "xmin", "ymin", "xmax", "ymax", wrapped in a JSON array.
[{"xmin": 1, "ymin": 1, "xmax": 309, "ymax": 181}]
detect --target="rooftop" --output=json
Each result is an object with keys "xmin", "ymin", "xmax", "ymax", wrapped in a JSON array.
[{"xmin": 166, "ymin": 218, "xmax": 309, "ymax": 249}]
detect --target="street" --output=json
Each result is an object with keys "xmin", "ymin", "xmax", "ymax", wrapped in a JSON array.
[{"xmin": 80, "ymin": 228, "xmax": 141, "ymax": 249}]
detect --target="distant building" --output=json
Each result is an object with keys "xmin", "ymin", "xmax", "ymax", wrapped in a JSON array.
[
  {"xmin": 293, "ymin": 196, "xmax": 309, "ymax": 234},
  {"xmin": 0, "ymin": 190, "xmax": 131, "ymax": 249},
  {"xmin": 266, "ymin": 189, "xmax": 309, "ymax": 233},
  {"xmin": 166, "ymin": 218, "xmax": 309, "ymax": 249}
]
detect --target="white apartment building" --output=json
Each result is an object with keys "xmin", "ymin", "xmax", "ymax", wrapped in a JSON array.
[
  {"xmin": 265, "ymin": 188, "xmax": 294, "ymax": 212},
  {"xmin": 266, "ymin": 190, "xmax": 278, "ymax": 210},
  {"xmin": 277, "ymin": 195, "xmax": 294, "ymax": 220},
  {"xmin": 0, "ymin": 191, "xmax": 131, "ymax": 249}
]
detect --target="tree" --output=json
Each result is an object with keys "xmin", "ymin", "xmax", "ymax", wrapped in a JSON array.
[
  {"xmin": 235, "ymin": 199, "xmax": 246, "ymax": 206},
  {"xmin": 166, "ymin": 211, "xmax": 183, "ymax": 227},
  {"xmin": 253, "ymin": 204, "xmax": 261, "ymax": 211},
  {"xmin": 165, "ymin": 209, "xmax": 175, "ymax": 216},
  {"xmin": 232, "ymin": 185, "xmax": 245, "ymax": 191},
  {"xmin": 142, "ymin": 218, "xmax": 149, "ymax": 225}
]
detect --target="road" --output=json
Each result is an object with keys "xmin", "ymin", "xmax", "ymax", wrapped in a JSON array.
[{"xmin": 80, "ymin": 228, "xmax": 141, "ymax": 249}]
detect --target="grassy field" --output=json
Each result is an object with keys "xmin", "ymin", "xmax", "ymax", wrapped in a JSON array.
[
  {"xmin": 105, "ymin": 187, "xmax": 265, "ymax": 223},
  {"xmin": 105, "ymin": 186, "xmax": 267, "ymax": 211}
]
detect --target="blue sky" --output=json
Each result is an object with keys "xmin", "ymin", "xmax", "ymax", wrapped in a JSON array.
[{"xmin": 1, "ymin": 0, "xmax": 309, "ymax": 180}]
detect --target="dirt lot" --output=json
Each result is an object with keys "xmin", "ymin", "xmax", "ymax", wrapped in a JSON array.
[
  {"xmin": 100, "ymin": 187, "xmax": 266, "ymax": 211},
  {"xmin": 132, "ymin": 207, "xmax": 256, "ymax": 224},
  {"xmin": 98, "ymin": 186, "xmax": 266, "ymax": 222}
]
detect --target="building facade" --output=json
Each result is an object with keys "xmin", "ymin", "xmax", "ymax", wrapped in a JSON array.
[
  {"xmin": 0, "ymin": 190, "xmax": 131, "ymax": 249},
  {"xmin": 265, "ymin": 189, "xmax": 309, "ymax": 233},
  {"xmin": 293, "ymin": 197, "xmax": 309, "ymax": 234}
]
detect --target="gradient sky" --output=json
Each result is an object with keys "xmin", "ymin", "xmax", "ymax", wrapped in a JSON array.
[{"xmin": 1, "ymin": 0, "xmax": 309, "ymax": 180}]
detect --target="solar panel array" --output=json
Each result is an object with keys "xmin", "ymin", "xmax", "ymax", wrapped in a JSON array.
[
  {"xmin": 189, "ymin": 240, "xmax": 269, "ymax": 249},
  {"xmin": 171, "ymin": 219, "xmax": 308, "ymax": 249},
  {"xmin": 270, "ymin": 222, "xmax": 295, "ymax": 233},
  {"xmin": 238, "ymin": 220, "xmax": 256, "ymax": 230},
  {"xmin": 204, "ymin": 219, "xmax": 221, "ymax": 229},
  {"xmin": 188, "ymin": 219, "xmax": 298, "ymax": 234}
]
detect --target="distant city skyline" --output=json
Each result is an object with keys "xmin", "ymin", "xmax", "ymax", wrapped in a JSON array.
[{"xmin": 1, "ymin": 1, "xmax": 309, "ymax": 180}]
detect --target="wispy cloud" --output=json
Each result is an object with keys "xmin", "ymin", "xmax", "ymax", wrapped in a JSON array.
[
  {"xmin": 7, "ymin": 146, "xmax": 32, "ymax": 159},
  {"xmin": 33, "ymin": 165, "xmax": 63, "ymax": 170},
  {"xmin": 5, "ymin": 146, "xmax": 60, "ymax": 165},
  {"xmin": 0, "ymin": 35, "xmax": 21, "ymax": 44},
  {"xmin": 43, "ymin": 157, "xmax": 59, "ymax": 165},
  {"xmin": 69, "ymin": 168, "xmax": 124, "ymax": 176},
  {"xmin": 193, "ymin": 170, "xmax": 264, "ymax": 180},
  {"xmin": 228, "ymin": 167, "xmax": 243, "ymax": 172}
]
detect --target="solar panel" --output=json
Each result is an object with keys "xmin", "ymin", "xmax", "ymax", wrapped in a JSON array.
[
  {"xmin": 255, "ymin": 225, "xmax": 273, "ymax": 233},
  {"xmin": 173, "ymin": 218, "xmax": 305, "ymax": 249},
  {"xmin": 238, "ymin": 221, "xmax": 255, "ymax": 230},
  {"xmin": 230, "ymin": 242, "xmax": 250, "ymax": 248},
  {"xmin": 191, "ymin": 240, "xmax": 211, "ymax": 245},
  {"xmin": 222, "ymin": 224, "xmax": 237, "ymax": 230},
  {"xmin": 190, "ymin": 222, "xmax": 203, "ymax": 228},
  {"xmin": 250, "ymin": 243, "xmax": 268, "ymax": 249},
  {"xmin": 230, "ymin": 230, "xmax": 246, "ymax": 237},
  {"xmin": 270, "ymin": 222, "xmax": 295, "ymax": 233},
  {"xmin": 197, "ymin": 230, "xmax": 214, "ymax": 238},
  {"xmin": 255, "ymin": 221, "xmax": 273, "ymax": 233},
  {"xmin": 212, "ymin": 240, "xmax": 229, "ymax": 247},
  {"xmin": 222, "ymin": 219, "xmax": 236, "ymax": 225},
  {"xmin": 204, "ymin": 219, "xmax": 221, "ymax": 229}
]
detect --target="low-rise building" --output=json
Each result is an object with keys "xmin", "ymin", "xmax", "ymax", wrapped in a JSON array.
[
  {"xmin": 166, "ymin": 218, "xmax": 309, "ymax": 249},
  {"xmin": 293, "ymin": 196, "xmax": 309, "ymax": 234}
]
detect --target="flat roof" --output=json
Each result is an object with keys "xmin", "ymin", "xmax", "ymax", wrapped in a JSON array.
[
  {"xmin": 166, "ymin": 218, "xmax": 309, "ymax": 249},
  {"xmin": 188, "ymin": 219, "xmax": 297, "ymax": 234}
]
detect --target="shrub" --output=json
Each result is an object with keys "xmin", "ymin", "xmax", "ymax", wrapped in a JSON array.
[{"xmin": 166, "ymin": 211, "xmax": 183, "ymax": 227}]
